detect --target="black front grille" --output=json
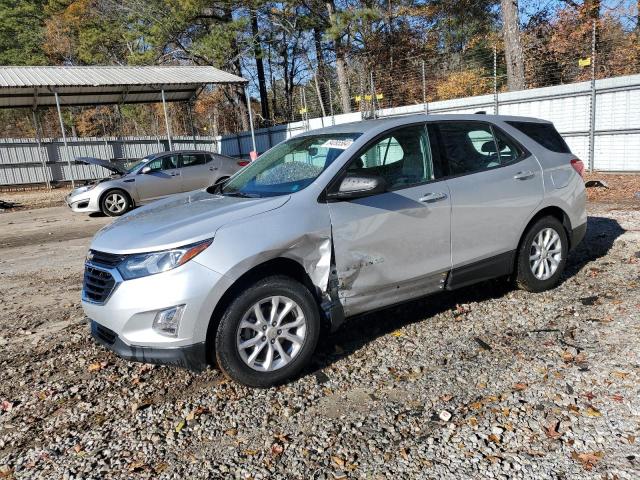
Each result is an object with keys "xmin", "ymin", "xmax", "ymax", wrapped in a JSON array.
[
  {"xmin": 92, "ymin": 321, "xmax": 117, "ymax": 345},
  {"xmin": 83, "ymin": 265, "xmax": 117, "ymax": 303},
  {"xmin": 88, "ymin": 250, "xmax": 125, "ymax": 268}
]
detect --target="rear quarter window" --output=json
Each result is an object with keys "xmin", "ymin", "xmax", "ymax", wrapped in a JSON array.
[{"xmin": 506, "ymin": 121, "xmax": 571, "ymax": 153}]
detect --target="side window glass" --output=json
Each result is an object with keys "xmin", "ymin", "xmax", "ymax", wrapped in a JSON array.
[
  {"xmin": 145, "ymin": 158, "xmax": 162, "ymax": 172},
  {"xmin": 347, "ymin": 125, "xmax": 433, "ymax": 189},
  {"xmin": 160, "ymin": 155, "xmax": 179, "ymax": 170},
  {"xmin": 437, "ymin": 122, "xmax": 499, "ymax": 175},
  {"xmin": 181, "ymin": 154, "xmax": 206, "ymax": 168},
  {"xmin": 492, "ymin": 128, "xmax": 522, "ymax": 164}
]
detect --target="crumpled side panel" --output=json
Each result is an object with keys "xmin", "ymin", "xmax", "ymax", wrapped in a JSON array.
[{"xmin": 280, "ymin": 233, "xmax": 332, "ymax": 293}]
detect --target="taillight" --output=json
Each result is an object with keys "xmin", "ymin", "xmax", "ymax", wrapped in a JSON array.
[
  {"xmin": 237, "ymin": 160, "xmax": 250, "ymax": 167},
  {"xmin": 570, "ymin": 158, "xmax": 585, "ymax": 178}
]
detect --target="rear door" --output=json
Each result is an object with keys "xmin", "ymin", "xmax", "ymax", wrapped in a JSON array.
[
  {"xmin": 134, "ymin": 154, "xmax": 181, "ymax": 202},
  {"xmin": 432, "ymin": 121, "xmax": 544, "ymax": 286},
  {"xmin": 179, "ymin": 153, "xmax": 215, "ymax": 192},
  {"xmin": 327, "ymin": 124, "xmax": 451, "ymax": 316}
]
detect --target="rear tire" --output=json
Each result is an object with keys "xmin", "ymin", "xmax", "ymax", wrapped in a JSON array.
[
  {"xmin": 100, "ymin": 189, "xmax": 130, "ymax": 217},
  {"xmin": 515, "ymin": 216, "xmax": 568, "ymax": 292},
  {"xmin": 214, "ymin": 275, "xmax": 320, "ymax": 387}
]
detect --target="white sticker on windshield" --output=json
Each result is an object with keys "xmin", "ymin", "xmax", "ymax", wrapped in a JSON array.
[{"xmin": 321, "ymin": 139, "xmax": 354, "ymax": 150}]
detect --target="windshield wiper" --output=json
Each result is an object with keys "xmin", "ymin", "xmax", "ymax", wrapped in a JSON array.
[{"xmin": 222, "ymin": 191, "xmax": 261, "ymax": 198}]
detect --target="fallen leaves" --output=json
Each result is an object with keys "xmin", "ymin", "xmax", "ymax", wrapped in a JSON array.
[
  {"xmin": 130, "ymin": 400, "xmax": 152, "ymax": 413},
  {"xmin": 173, "ymin": 406, "xmax": 209, "ymax": 434},
  {"xmin": 545, "ymin": 421, "xmax": 562, "ymax": 439},
  {"xmin": 513, "ymin": 383, "xmax": 528, "ymax": 391},
  {"xmin": 0, "ymin": 400, "xmax": 12, "ymax": 413},
  {"xmin": 571, "ymin": 451, "xmax": 604, "ymax": 471},
  {"xmin": 87, "ymin": 361, "xmax": 108, "ymax": 372},
  {"xmin": 0, "ymin": 466, "xmax": 13, "ymax": 478},
  {"xmin": 610, "ymin": 371, "xmax": 630, "ymax": 380},
  {"xmin": 584, "ymin": 406, "xmax": 602, "ymax": 418},
  {"xmin": 174, "ymin": 420, "xmax": 185, "ymax": 433},
  {"xmin": 128, "ymin": 460, "xmax": 147, "ymax": 473},
  {"xmin": 185, "ymin": 406, "xmax": 207, "ymax": 421},
  {"xmin": 271, "ymin": 442, "xmax": 284, "ymax": 456}
]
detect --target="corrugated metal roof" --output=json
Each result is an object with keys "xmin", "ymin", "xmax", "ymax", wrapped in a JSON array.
[
  {"xmin": 0, "ymin": 65, "xmax": 246, "ymax": 88},
  {"xmin": 0, "ymin": 65, "xmax": 247, "ymax": 109}
]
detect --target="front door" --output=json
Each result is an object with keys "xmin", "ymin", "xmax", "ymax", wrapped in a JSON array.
[
  {"xmin": 327, "ymin": 124, "xmax": 451, "ymax": 317},
  {"xmin": 432, "ymin": 121, "xmax": 544, "ymax": 281},
  {"xmin": 135, "ymin": 154, "xmax": 182, "ymax": 202}
]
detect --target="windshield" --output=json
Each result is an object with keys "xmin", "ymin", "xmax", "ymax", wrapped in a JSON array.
[{"xmin": 221, "ymin": 133, "xmax": 360, "ymax": 197}]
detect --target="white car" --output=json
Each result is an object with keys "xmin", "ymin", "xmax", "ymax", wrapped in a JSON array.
[{"xmin": 66, "ymin": 150, "xmax": 245, "ymax": 216}]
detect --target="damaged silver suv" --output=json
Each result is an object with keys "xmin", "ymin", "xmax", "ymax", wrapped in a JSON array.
[{"xmin": 84, "ymin": 114, "xmax": 587, "ymax": 387}]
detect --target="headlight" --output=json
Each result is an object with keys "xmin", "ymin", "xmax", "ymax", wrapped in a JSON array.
[{"xmin": 117, "ymin": 239, "xmax": 212, "ymax": 280}]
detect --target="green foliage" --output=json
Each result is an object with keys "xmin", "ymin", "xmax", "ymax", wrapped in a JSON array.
[{"xmin": 0, "ymin": 0, "xmax": 49, "ymax": 65}]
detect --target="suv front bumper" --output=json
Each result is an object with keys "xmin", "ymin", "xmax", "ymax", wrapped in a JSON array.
[{"xmin": 90, "ymin": 320, "xmax": 207, "ymax": 371}]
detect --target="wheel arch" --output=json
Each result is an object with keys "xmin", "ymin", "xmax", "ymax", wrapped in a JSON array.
[
  {"xmin": 204, "ymin": 257, "xmax": 325, "ymax": 365},
  {"xmin": 514, "ymin": 205, "xmax": 573, "ymax": 274},
  {"xmin": 522, "ymin": 205, "xmax": 572, "ymax": 244}
]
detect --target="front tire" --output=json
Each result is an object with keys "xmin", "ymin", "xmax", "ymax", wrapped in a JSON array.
[
  {"xmin": 214, "ymin": 275, "xmax": 321, "ymax": 387},
  {"xmin": 100, "ymin": 189, "xmax": 130, "ymax": 217},
  {"xmin": 515, "ymin": 216, "xmax": 568, "ymax": 292}
]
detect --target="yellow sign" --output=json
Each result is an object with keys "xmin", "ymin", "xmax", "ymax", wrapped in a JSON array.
[
  {"xmin": 299, "ymin": 108, "xmax": 307, "ymax": 114},
  {"xmin": 579, "ymin": 57, "xmax": 591, "ymax": 67}
]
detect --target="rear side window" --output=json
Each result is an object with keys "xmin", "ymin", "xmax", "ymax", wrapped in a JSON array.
[
  {"xmin": 506, "ymin": 121, "xmax": 570, "ymax": 153},
  {"xmin": 433, "ymin": 122, "xmax": 523, "ymax": 176},
  {"xmin": 181, "ymin": 154, "xmax": 208, "ymax": 167}
]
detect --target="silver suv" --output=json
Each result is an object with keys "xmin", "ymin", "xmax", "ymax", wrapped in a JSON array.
[{"xmin": 83, "ymin": 114, "xmax": 587, "ymax": 387}]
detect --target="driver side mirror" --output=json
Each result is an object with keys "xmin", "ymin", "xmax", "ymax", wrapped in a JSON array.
[
  {"xmin": 326, "ymin": 174, "xmax": 387, "ymax": 201},
  {"xmin": 140, "ymin": 166, "xmax": 151, "ymax": 174}
]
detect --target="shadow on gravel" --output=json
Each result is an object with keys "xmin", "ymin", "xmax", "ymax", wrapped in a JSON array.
[{"xmin": 309, "ymin": 215, "xmax": 625, "ymax": 377}]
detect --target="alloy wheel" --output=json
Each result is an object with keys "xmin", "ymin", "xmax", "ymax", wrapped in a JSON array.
[
  {"xmin": 236, "ymin": 295, "xmax": 307, "ymax": 372},
  {"xmin": 104, "ymin": 193, "xmax": 127, "ymax": 214},
  {"xmin": 529, "ymin": 227, "xmax": 562, "ymax": 281}
]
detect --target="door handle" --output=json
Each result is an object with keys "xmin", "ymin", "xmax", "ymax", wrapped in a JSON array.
[
  {"xmin": 419, "ymin": 192, "xmax": 448, "ymax": 203},
  {"xmin": 514, "ymin": 170, "xmax": 535, "ymax": 180}
]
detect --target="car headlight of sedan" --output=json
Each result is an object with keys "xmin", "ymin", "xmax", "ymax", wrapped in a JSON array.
[{"xmin": 117, "ymin": 239, "xmax": 212, "ymax": 280}]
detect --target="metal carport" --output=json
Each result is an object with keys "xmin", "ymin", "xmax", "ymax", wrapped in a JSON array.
[{"xmin": 0, "ymin": 65, "xmax": 255, "ymax": 187}]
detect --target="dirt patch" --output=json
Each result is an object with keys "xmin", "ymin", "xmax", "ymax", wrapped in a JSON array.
[
  {"xmin": 584, "ymin": 172, "xmax": 640, "ymax": 207},
  {"xmin": 0, "ymin": 187, "xmax": 72, "ymax": 212}
]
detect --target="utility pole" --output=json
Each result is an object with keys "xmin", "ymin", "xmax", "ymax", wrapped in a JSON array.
[
  {"xmin": 493, "ymin": 45, "xmax": 499, "ymax": 115},
  {"xmin": 588, "ymin": 19, "xmax": 597, "ymax": 172},
  {"xmin": 422, "ymin": 60, "xmax": 428, "ymax": 114},
  {"xmin": 370, "ymin": 72, "xmax": 377, "ymax": 118}
]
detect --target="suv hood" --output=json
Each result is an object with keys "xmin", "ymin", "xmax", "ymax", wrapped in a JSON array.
[
  {"xmin": 91, "ymin": 191, "xmax": 290, "ymax": 254},
  {"xmin": 76, "ymin": 156, "xmax": 127, "ymax": 175}
]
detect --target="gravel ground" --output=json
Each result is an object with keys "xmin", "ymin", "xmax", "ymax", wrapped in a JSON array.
[
  {"xmin": 0, "ymin": 202, "xmax": 639, "ymax": 479},
  {"xmin": 0, "ymin": 188, "xmax": 72, "ymax": 212}
]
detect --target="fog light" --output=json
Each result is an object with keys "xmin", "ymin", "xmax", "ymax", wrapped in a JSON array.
[{"xmin": 152, "ymin": 305, "xmax": 185, "ymax": 337}]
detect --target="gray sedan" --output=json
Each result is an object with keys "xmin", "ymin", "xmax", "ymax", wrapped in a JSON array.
[{"xmin": 66, "ymin": 150, "xmax": 245, "ymax": 216}]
